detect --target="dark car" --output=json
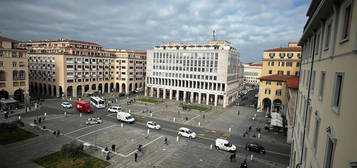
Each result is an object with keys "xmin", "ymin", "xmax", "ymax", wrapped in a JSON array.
[{"xmin": 246, "ymin": 143, "xmax": 265, "ymax": 154}]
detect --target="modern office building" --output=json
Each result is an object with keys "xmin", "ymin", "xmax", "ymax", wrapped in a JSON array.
[
  {"xmin": 291, "ymin": 0, "xmax": 357, "ymax": 168},
  {"xmin": 0, "ymin": 36, "xmax": 29, "ymax": 105},
  {"xmin": 257, "ymin": 42, "xmax": 301, "ymax": 114},
  {"xmin": 19, "ymin": 39, "xmax": 146, "ymax": 98},
  {"xmin": 145, "ymin": 41, "xmax": 240, "ymax": 107},
  {"xmin": 242, "ymin": 62, "xmax": 262, "ymax": 85}
]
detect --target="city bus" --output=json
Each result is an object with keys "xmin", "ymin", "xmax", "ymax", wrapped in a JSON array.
[{"xmin": 90, "ymin": 96, "xmax": 105, "ymax": 109}]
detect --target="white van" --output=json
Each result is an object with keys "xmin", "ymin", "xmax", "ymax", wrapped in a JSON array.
[
  {"xmin": 215, "ymin": 138, "xmax": 236, "ymax": 152},
  {"xmin": 117, "ymin": 112, "xmax": 135, "ymax": 123}
]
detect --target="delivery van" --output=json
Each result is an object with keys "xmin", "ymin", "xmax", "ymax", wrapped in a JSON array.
[
  {"xmin": 75, "ymin": 101, "xmax": 94, "ymax": 113},
  {"xmin": 215, "ymin": 138, "xmax": 236, "ymax": 152},
  {"xmin": 116, "ymin": 112, "xmax": 135, "ymax": 123}
]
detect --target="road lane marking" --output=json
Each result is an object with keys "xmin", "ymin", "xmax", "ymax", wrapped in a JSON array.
[
  {"xmin": 75, "ymin": 125, "xmax": 116, "ymax": 139},
  {"xmin": 64, "ymin": 124, "xmax": 99, "ymax": 135},
  {"xmin": 184, "ymin": 114, "xmax": 200, "ymax": 124},
  {"xmin": 124, "ymin": 136, "xmax": 164, "ymax": 157}
]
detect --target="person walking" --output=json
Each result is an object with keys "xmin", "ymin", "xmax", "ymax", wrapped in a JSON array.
[
  {"xmin": 38, "ymin": 117, "xmax": 42, "ymax": 124},
  {"xmin": 164, "ymin": 137, "xmax": 168, "ymax": 145},
  {"xmin": 248, "ymin": 126, "xmax": 252, "ymax": 132},
  {"xmin": 111, "ymin": 144, "xmax": 116, "ymax": 152},
  {"xmin": 134, "ymin": 152, "xmax": 138, "ymax": 162}
]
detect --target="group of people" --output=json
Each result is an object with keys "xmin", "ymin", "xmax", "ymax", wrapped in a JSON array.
[
  {"xmin": 33, "ymin": 116, "xmax": 46, "ymax": 125},
  {"xmin": 243, "ymin": 126, "xmax": 261, "ymax": 138},
  {"xmin": 127, "ymin": 99, "xmax": 136, "ymax": 105}
]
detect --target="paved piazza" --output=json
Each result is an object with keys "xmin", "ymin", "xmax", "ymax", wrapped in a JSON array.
[{"xmin": 0, "ymin": 94, "xmax": 290, "ymax": 168}]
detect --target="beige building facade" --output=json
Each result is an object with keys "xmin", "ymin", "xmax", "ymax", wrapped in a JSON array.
[
  {"xmin": 257, "ymin": 43, "xmax": 301, "ymax": 114},
  {"xmin": 0, "ymin": 36, "xmax": 29, "ymax": 103},
  {"xmin": 242, "ymin": 62, "xmax": 262, "ymax": 85},
  {"xmin": 19, "ymin": 39, "xmax": 146, "ymax": 98},
  {"xmin": 291, "ymin": 0, "xmax": 357, "ymax": 168}
]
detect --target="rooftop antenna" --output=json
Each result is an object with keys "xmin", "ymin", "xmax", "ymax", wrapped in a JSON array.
[{"xmin": 212, "ymin": 30, "xmax": 216, "ymax": 41}]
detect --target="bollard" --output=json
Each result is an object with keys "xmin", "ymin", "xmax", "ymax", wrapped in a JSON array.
[
  {"xmin": 69, "ymin": 97, "xmax": 72, "ymax": 101},
  {"xmin": 121, "ymin": 123, "xmax": 123, "ymax": 128},
  {"xmin": 229, "ymin": 128, "xmax": 231, "ymax": 133},
  {"xmin": 129, "ymin": 109, "xmax": 131, "ymax": 113},
  {"xmin": 173, "ymin": 117, "xmax": 175, "ymax": 122},
  {"xmin": 250, "ymin": 154, "xmax": 253, "ymax": 160},
  {"xmin": 64, "ymin": 112, "xmax": 67, "ymax": 117},
  {"xmin": 18, "ymin": 116, "xmax": 21, "ymax": 120},
  {"xmin": 79, "ymin": 98, "xmax": 81, "ymax": 101},
  {"xmin": 116, "ymin": 99, "xmax": 118, "ymax": 102},
  {"xmin": 254, "ymin": 114, "xmax": 257, "ymax": 117},
  {"xmin": 44, "ymin": 113, "xmax": 47, "ymax": 117},
  {"xmin": 176, "ymin": 136, "xmax": 179, "ymax": 142},
  {"xmin": 198, "ymin": 122, "xmax": 201, "ymax": 126},
  {"xmin": 80, "ymin": 113, "xmax": 82, "ymax": 117},
  {"xmin": 258, "ymin": 133, "xmax": 261, "ymax": 139},
  {"xmin": 150, "ymin": 113, "xmax": 153, "ymax": 117},
  {"xmin": 210, "ymin": 144, "xmax": 213, "ymax": 150},
  {"xmin": 147, "ymin": 129, "xmax": 150, "ymax": 135}
]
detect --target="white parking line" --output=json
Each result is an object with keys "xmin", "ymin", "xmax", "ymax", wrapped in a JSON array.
[
  {"xmin": 124, "ymin": 135, "xmax": 164, "ymax": 157},
  {"xmin": 75, "ymin": 125, "xmax": 116, "ymax": 139},
  {"xmin": 64, "ymin": 124, "xmax": 99, "ymax": 135},
  {"xmin": 184, "ymin": 114, "xmax": 200, "ymax": 124}
]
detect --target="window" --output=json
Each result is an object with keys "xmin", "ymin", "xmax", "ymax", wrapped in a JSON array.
[
  {"xmin": 287, "ymin": 53, "xmax": 293, "ymax": 58},
  {"xmin": 268, "ymin": 61, "xmax": 275, "ymax": 66},
  {"xmin": 311, "ymin": 71, "xmax": 316, "ymax": 92},
  {"xmin": 318, "ymin": 72, "xmax": 326, "ymax": 100},
  {"xmin": 313, "ymin": 112, "xmax": 321, "ymax": 152},
  {"xmin": 286, "ymin": 62, "xmax": 293, "ymax": 67},
  {"xmin": 12, "ymin": 62, "xmax": 17, "ymax": 67},
  {"xmin": 268, "ymin": 70, "xmax": 272, "ymax": 74},
  {"xmin": 276, "ymin": 89, "xmax": 282, "ymax": 96},
  {"xmin": 266, "ymin": 81, "xmax": 271, "ymax": 85},
  {"xmin": 279, "ymin": 53, "xmax": 285, "ymax": 58},
  {"xmin": 324, "ymin": 129, "xmax": 336, "ymax": 168},
  {"xmin": 341, "ymin": 4, "xmax": 352, "ymax": 40},
  {"xmin": 287, "ymin": 71, "xmax": 291, "ymax": 76},
  {"xmin": 332, "ymin": 73, "xmax": 344, "ymax": 113},
  {"xmin": 0, "ymin": 61, "xmax": 3, "ymax": 67},
  {"xmin": 278, "ymin": 71, "xmax": 284, "ymax": 75},
  {"xmin": 277, "ymin": 82, "xmax": 282, "ymax": 86},
  {"xmin": 269, "ymin": 53, "xmax": 275, "ymax": 58},
  {"xmin": 314, "ymin": 33, "xmax": 320, "ymax": 55},
  {"xmin": 265, "ymin": 89, "xmax": 271, "ymax": 95},
  {"xmin": 278, "ymin": 62, "xmax": 285, "ymax": 66},
  {"xmin": 325, "ymin": 23, "xmax": 332, "ymax": 49},
  {"xmin": 296, "ymin": 62, "xmax": 300, "ymax": 67}
]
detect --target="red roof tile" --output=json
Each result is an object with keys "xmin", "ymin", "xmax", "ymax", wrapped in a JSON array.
[
  {"xmin": 286, "ymin": 78, "xmax": 299, "ymax": 89},
  {"xmin": 264, "ymin": 47, "xmax": 301, "ymax": 52},
  {"xmin": 0, "ymin": 36, "xmax": 17, "ymax": 42},
  {"xmin": 259, "ymin": 75, "xmax": 299, "ymax": 82}
]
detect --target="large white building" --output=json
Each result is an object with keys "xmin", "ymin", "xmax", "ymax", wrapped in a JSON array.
[
  {"xmin": 145, "ymin": 41, "xmax": 240, "ymax": 107},
  {"xmin": 242, "ymin": 62, "xmax": 262, "ymax": 85}
]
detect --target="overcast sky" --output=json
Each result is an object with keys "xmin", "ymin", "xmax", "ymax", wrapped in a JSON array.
[{"xmin": 0, "ymin": 0, "xmax": 310, "ymax": 63}]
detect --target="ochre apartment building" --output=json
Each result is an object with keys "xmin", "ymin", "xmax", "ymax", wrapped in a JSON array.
[
  {"xmin": 257, "ymin": 42, "xmax": 301, "ymax": 114},
  {"xmin": 19, "ymin": 39, "xmax": 146, "ymax": 98}
]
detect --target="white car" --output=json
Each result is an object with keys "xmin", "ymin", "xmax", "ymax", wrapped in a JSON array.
[
  {"xmin": 61, "ymin": 102, "xmax": 73, "ymax": 108},
  {"xmin": 107, "ymin": 106, "xmax": 121, "ymax": 113},
  {"xmin": 215, "ymin": 138, "xmax": 237, "ymax": 152},
  {"xmin": 85, "ymin": 117, "xmax": 103, "ymax": 125},
  {"xmin": 146, "ymin": 121, "xmax": 160, "ymax": 129},
  {"xmin": 178, "ymin": 127, "xmax": 196, "ymax": 139}
]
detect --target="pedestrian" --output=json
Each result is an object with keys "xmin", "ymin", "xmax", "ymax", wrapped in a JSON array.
[
  {"xmin": 238, "ymin": 110, "xmax": 240, "ymax": 115},
  {"xmin": 138, "ymin": 144, "xmax": 142, "ymax": 152},
  {"xmin": 248, "ymin": 126, "xmax": 252, "ymax": 132},
  {"xmin": 34, "ymin": 119, "xmax": 37, "ymax": 124},
  {"xmin": 39, "ymin": 117, "xmax": 42, "ymax": 124},
  {"xmin": 42, "ymin": 116, "xmax": 46, "ymax": 122},
  {"xmin": 53, "ymin": 130, "xmax": 56, "ymax": 136},
  {"xmin": 164, "ymin": 137, "xmax": 168, "ymax": 145},
  {"xmin": 106, "ymin": 152, "xmax": 110, "ymax": 160},
  {"xmin": 134, "ymin": 152, "xmax": 138, "ymax": 162},
  {"xmin": 230, "ymin": 154, "xmax": 233, "ymax": 162},
  {"xmin": 56, "ymin": 130, "xmax": 60, "ymax": 137},
  {"xmin": 203, "ymin": 114, "xmax": 205, "ymax": 119},
  {"xmin": 104, "ymin": 147, "xmax": 109, "ymax": 152},
  {"xmin": 111, "ymin": 144, "xmax": 116, "ymax": 152}
]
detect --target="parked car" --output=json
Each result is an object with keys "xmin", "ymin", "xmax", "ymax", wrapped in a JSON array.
[
  {"xmin": 86, "ymin": 117, "xmax": 103, "ymax": 125},
  {"xmin": 107, "ymin": 106, "xmax": 122, "ymax": 113},
  {"xmin": 61, "ymin": 102, "xmax": 73, "ymax": 108},
  {"xmin": 215, "ymin": 138, "xmax": 236, "ymax": 152},
  {"xmin": 246, "ymin": 142, "xmax": 265, "ymax": 154},
  {"xmin": 146, "ymin": 121, "xmax": 160, "ymax": 129},
  {"xmin": 178, "ymin": 127, "xmax": 196, "ymax": 139}
]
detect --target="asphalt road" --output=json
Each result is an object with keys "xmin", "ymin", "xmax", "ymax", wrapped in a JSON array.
[{"xmin": 19, "ymin": 99, "xmax": 290, "ymax": 165}]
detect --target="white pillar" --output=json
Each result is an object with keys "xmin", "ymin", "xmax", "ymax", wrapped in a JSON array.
[
  {"xmin": 223, "ymin": 95, "xmax": 227, "ymax": 108},
  {"xmin": 176, "ymin": 90, "xmax": 180, "ymax": 101},
  {"xmin": 150, "ymin": 87, "xmax": 154, "ymax": 97},
  {"xmin": 183, "ymin": 91, "xmax": 187, "ymax": 102},
  {"xmin": 157, "ymin": 88, "xmax": 160, "ymax": 98},
  {"xmin": 190, "ymin": 92, "xmax": 194, "ymax": 103},
  {"xmin": 198, "ymin": 93, "xmax": 201, "ymax": 104},
  {"xmin": 214, "ymin": 94, "xmax": 218, "ymax": 106},
  {"xmin": 145, "ymin": 87, "xmax": 148, "ymax": 96},
  {"xmin": 163, "ymin": 89, "xmax": 166, "ymax": 99},
  {"xmin": 206, "ymin": 94, "xmax": 209, "ymax": 105},
  {"xmin": 169, "ymin": 89, "xmax": 173, "ymax": 100}
]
